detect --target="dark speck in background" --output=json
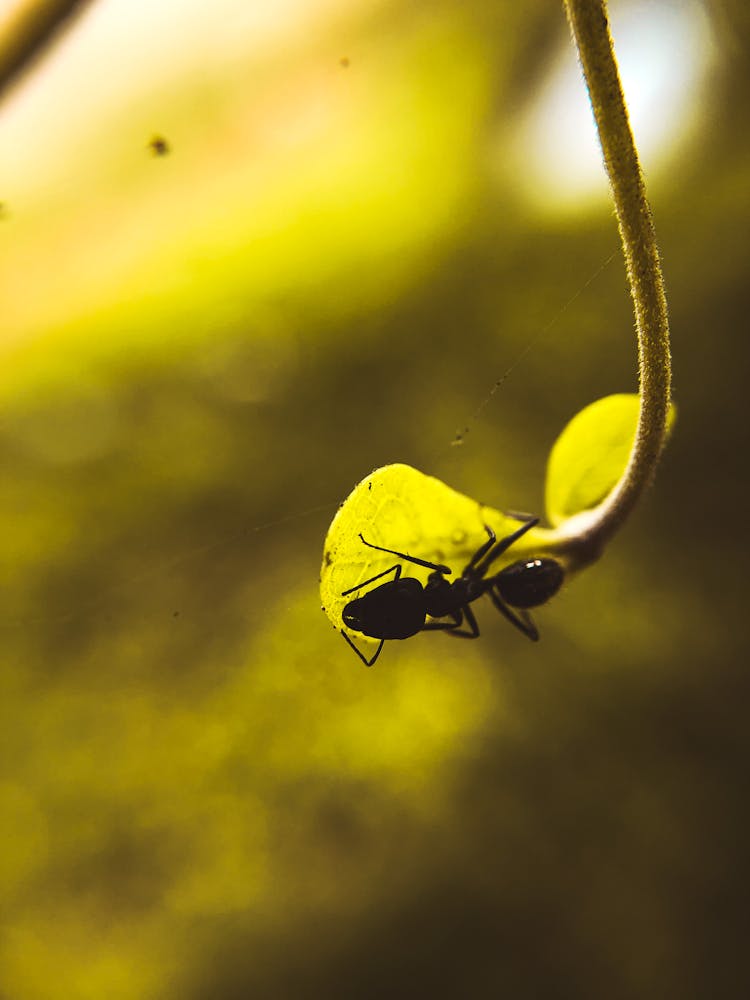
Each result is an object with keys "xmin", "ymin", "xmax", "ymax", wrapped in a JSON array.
[
  {"xmin": 148, "ymin": 135, "xmax": 170, "ymax": 156},
  {"xmin": 339, "ymin": 57, "xmax": 350, "ymax": 68}
]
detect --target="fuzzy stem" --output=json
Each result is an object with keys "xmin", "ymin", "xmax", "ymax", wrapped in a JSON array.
[
  {"xmin": 546, "ymin": 0, "xmax": 672, "ymax": 569},
  {"xmin": 0, "ymin": 0, "xmax": 94, "ymax": 104}
]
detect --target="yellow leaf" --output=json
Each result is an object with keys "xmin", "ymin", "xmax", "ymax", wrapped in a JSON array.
[
  {"xmin": 320, "ymin": 463, "xmax": 544, "ymax": 650},
  {"xmin": 544, "ymin": 394, "xmax": 677, "ymax": 526}
]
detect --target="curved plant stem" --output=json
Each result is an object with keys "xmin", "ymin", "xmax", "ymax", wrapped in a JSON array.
[
  {"xmin": 0, "ymin": 0, "xmax": 95, "ymax": 105},
  {"xmin": 545, "ymin": 0, "xmax": 672, "ymax": 569}
]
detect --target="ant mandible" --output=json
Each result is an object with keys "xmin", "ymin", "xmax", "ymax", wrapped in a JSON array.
[{"xmin": 340, "ymin": 516, "xmax": 564, "ymax": 666}]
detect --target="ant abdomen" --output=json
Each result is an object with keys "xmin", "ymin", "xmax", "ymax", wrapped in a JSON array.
[{"xmin": 495, "ymin": 558, "xmax": 564, "ymax": 609}]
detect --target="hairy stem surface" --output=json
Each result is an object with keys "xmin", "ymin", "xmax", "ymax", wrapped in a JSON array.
[
  {"xmin": 0, "ymin": 0, "xmax": 94, "ymax": 104},
  {"xmin": 549, "ymin": 0, "xmax": 672, "ymax": 568}
]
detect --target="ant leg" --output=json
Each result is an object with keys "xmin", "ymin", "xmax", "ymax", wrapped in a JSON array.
[
  {"xmin": 464, "ymin": 526, "xmax": 496, "ymax": 572},
  {"xmin": 420, "ymin": 615, "xmax": 463, "ymax": 632},
  {"xmin": 358, "ymin": 534, "xmax": 451, "ymax": 575},
  {"xmin": 340, "ymin": 630, "xmax": 385, "ymax": 667},
  {"xmin": 504, "ymin": 510, "xmax": 538, "ymax": 524},
  {"xmin": 419, "ymin": 606, "xmax": 480, "ymax": 639},
  {"xmin": 470, "ymin": 504, "xmax": 536, "ymax": 571},
  {"xmin": 341, "ymin": 562, "xmax": 401, "ymax": 598},
  {"xmin": 473, "ymin": 517, "xmax": 539, "ymax": 577},
  {"xmin": 444, "ymin": 603, "xmax": 481, "ymax": 639},
  {"xmin": 487, "ymin": 589, "xmax": 539, "ymax": 641},
  {"xmin": 419, "ymin": 608, "xmax": 465, "ymax": 632}
]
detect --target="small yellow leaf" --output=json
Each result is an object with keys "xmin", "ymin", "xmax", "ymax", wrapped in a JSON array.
[{"xmin": 544, "ymin": 393, "xmax": 677, "ymax": 526}]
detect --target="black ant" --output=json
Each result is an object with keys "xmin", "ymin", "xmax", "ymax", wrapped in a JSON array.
[{"xmin": 340, "ymin": 517, "xmax": 563, "ymax": 666}]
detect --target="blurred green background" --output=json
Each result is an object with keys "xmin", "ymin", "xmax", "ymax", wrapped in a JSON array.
[{"xmin": 1, "ymin": 0, "xmax": 748, "ymax": 997}]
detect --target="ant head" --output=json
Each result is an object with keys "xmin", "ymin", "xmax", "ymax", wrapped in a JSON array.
[
  {"xmin": 341, "ymin": 597, "xmax": 366, "ymax": 632},
  {"xmin": 496, "ymin": 558, "xmax": 564, "ymax": 609}
]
